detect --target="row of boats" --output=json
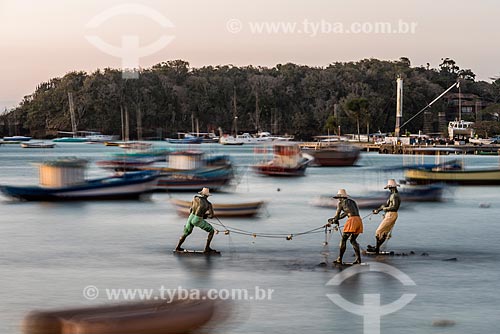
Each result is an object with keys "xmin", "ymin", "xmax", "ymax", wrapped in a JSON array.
[{"xmin": 1, "ymin": 141, "xmax": 499, "ymax": 210}]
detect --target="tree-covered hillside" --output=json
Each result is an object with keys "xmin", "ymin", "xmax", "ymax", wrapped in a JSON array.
[{"xmin": 2, "ymin": 58, "xmax": 499, "ymax": 139}]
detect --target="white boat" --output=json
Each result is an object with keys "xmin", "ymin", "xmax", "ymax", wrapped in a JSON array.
[
  {"xmin": 85, "ymin": 132, "xmax": 118, "ymax": 142},
  {"xmin": 219, "ymin": 133, "xmax": 270, "ymax": 145},
  {"xmin": 170, "ymin": 198, "xmax": 265, "ymax": 217},
  {"xmin": 255, "ymin": 131, "xmax": 294, "ymax": 141},
  {"xmin": 21, "ymin": 142, "xmax": 55, "ymax": 149},
  {"xmin": 448, "ymin": 120, "xmax": 474, "ymax": 141}
]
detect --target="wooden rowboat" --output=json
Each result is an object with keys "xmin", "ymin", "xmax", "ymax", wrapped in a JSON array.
[
  {"xmin": 21, "ymin": 142, "xmax": 56, "ymax": 148},
  {"xmin": 22, "ymin": 298, "xmax": 226, "ymax": 334},
  {"xmin": 171, "ymin": 198, "xmax": 266, "ymax": 217}
]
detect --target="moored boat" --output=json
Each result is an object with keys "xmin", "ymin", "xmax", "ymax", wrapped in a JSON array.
[
  {"xmin": 118, "ymin": 141, "xmax": 153, "ymax": 150},
  {"xmin": 3, "ymin": 135, "xmax": 32, "ymax": 141},
  {"xmin": 166, "ymin": 133, "xmax": 204, "ymax": 144},
  {"xmin": 20, "ymin": 141, "xmax": 55, "ymax": 149},
  {"xmin": 448, "ymin": 119, "xmax": 474, "ymax": 141},
  {"xmin": 300, "ymin": 142, "xmax": 360, "ymax": 167},
  {"xmin": 311, "ymin": 184, "xmax": 445, "ymax": 209},
  {"xmin": 253, "ymin": 142, "xmax": 314, "ymax": 176},
  {"xmin": 22, "ymin": 297, "xmax": 225, "ymax": 334},
  {"xmin": 404, "ymin": 167, "xmax": 500, "ymax": 185},
  {"xmin": 219, "ymin": 132, "xmax": 269, "ymax": 145},
  {"xmin": 171, "ymin": 198, "xmax": 266, "ymax": 217},
  {"xmin": 141, "ymin": 150, "xmax": 234, "ymax": 191},
  {"xmin": 53, "ymin": 137, "xmax": 87, "ymax": 143},
  {"xmin": 0, "ymin": 159, "xmax": 158, "ymax": 201}
]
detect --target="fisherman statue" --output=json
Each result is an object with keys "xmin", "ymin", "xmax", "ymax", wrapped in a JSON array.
[
  {"xmin": 368, "ymin": 179, "xmax": 401, "ymax": 254},
  {"xmin": 175, "ymin": 187, "xmax": 217, "ymax": 253},
  {"xmin": 328, "ymin": 189, "xmax": 364, "ymax": 264}
]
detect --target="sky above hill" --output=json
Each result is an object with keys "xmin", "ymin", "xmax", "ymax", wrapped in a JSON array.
[{"xmin": 1, "ymin": 0, "xmax": 499, "ymax": 111}]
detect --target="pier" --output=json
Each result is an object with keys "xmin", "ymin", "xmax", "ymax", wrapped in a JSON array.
[{"xmin": 353, "ymin": 142, "xmax": 500, "ymax": 155}]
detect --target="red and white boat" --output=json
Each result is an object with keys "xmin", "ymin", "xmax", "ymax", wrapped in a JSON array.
[{"xmin": 252, "ymin": 142, "xmax": 314, "ymax": 176}]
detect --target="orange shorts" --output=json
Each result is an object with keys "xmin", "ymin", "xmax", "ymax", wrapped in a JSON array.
[{"xmin": 343, "ymin": 216, "xmax": 363, "ymax": 234}]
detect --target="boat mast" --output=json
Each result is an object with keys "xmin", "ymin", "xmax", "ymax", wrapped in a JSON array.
[
  {"xmin": 255, "ymin": 90, "xmax": 260, "ymax": 132},
  {"xmin": 458, "ymin": 81, "xmax": 462, "ymax": 121},
  {"xmin": 68, "ymin": 92, "xmax": 77, "ymax": 138},
  {"xmin": 232, "ymin": 87, "xmax": 238, "ymax": 136},
  {"xmin": 136, "ymin": 106, "xmax": 142, "ymax": 140},
  {"xmin": 120, "ymin": 106, "xmax": 125, "ymax": 141},
  {"xmin": 124, "ymin": 107, "xmax": 130, "ymax": 142}
]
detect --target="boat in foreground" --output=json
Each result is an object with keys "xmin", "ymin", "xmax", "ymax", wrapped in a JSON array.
[
  {"xmin": 171, "ymin": 198, "xmax": 266, "ymax": 217},
  {"xmin": 0, "ymin": 159, "xmax": 158, "ymax": 201},
  {"xmin": 23, "ymin": 297, "xmax": 225, "ymax": 334}
]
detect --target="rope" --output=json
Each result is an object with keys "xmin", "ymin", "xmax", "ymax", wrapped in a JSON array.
[
  {"xmin": 211, "ymin": 212, "xmax": 374, "ymax": 241},
  {"xmin": 212, "ymin": 215, "xmax": 329, "ymax": 240},
  {"xmin": 362, "ymin": 212, "xmax": 374, "ymax": 220}
]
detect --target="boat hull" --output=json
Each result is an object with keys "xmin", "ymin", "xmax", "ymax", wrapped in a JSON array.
[
  {"xmin": 23, "ymin": 298, "xmax": 223, "ymax": 334},
  {"xmin": 404, "ymin": 168, "xmax": 500, "ymax": 185},
  {"xmin": 303, "ymin": 148, "xmax": 360, "ymax": 166},
  {"xmin": 3, "ymin": 136, "xmax": 32, "ymax": 141},
  {"xmin": 0, "ymin": 172, "xmax": 158, "ymax": 201},
  {"xmin": 152, "ymin": 165, "xmax": 234, "ymax": 191},
  {"xmin": 171, "ymin": 198, "xmax": 265, "ymax": 217},
  {"xmin": 166, "ymin": 137, "xmax": 203, "ymax": 144},
  {"xmin": 252, "ymin": 164, "xmax": 307, "ymax": 176},
  {"xmin": 21, "ymin": 142, "xmax": 55, "ymax": 148},
  {"xmin": 311, "ymin": 185, "xmax": 444, "ymax": 208},
  {"xmin": 52, "ymin": 137, "xmax": 88, "ymax": 143}
]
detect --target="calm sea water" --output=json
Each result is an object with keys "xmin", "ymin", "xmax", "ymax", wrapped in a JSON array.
[{"xmin": 1, "ymin": 142, "xmax": 499, "ymax": 333}]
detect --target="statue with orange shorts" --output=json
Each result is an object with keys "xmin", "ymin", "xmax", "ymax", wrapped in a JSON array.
[{"xmin": 328, "ymin": 189, "xmax": 363, "ymax": 264}]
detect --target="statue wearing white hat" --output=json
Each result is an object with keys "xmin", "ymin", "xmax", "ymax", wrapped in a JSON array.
[
  {"xmin": 175, "ymin": 187, "xmax": 217, "ymax": 253},
  {"xmin": 368, "ymin": 179, "xmax": 401, "ymax": 254}
]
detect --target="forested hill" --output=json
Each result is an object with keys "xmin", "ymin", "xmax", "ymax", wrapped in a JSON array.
[{"xmin": 2, "ymin": 58, "xmax": 500, "ymax": 139}]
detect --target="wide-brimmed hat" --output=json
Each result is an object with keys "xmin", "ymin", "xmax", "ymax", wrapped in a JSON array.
[
  {"xmin": 333, "ymin": 189, "xmax": 349, "ymax": 198},
  {"xmin": 384, "ymin": 179, "xmax": 400, "ymax": 189},
  {"xmin": 198, "ymin": 187, "xmax": 211, "ymax": 196}
]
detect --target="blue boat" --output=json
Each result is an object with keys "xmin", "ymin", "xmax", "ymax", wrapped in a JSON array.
[
  {"xmin": 311, "ymin": 184, "xmax": 445, "ymax": 209},
  {"xmin": 3, "ymin": 136, "xmax": 32, "ymax": 142},
  {"xmin": 165, "ymin": 133, "xmax": 203, "ymax": 144},
  {"xmin": 0, "ymin": 171, "xmax": 158, "ymax": 201},
  {"xmin": 156, "ymin": 165, "xmax": 234, "ymax": 191},
  {"xmin": 141, "ymin": 151, "xmax": 234, "ymax": 191}
]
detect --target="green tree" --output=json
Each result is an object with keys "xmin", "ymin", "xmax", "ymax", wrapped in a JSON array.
[{"xmin": 345, "ymin": 97, "xmax": 369, "ymax": 141}]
